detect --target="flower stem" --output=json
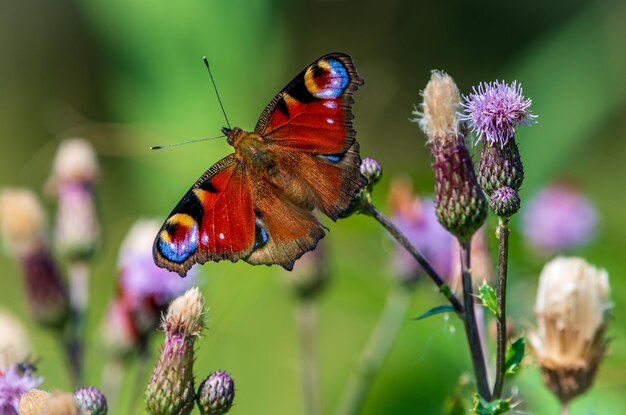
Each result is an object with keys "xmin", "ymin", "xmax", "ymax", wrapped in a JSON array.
[
  {"xmin": 334, "ymin": 286, "xmax": 411, "ymax": 415},
  {"xmin": 459, "ymin": 240, "xmax": 491, "ymax": 401},
  {"xmin": 67, "ymin": 260, "xmax": 89, "ymax": 386},
  {"xmin": 361, "ymin": 201, "xmax": 463, "ymax": 316},
  {"xmin": 492, "ymin": 217, "xmax": 510, "ymax": 399},
  {"xmin": 561, "ymin": 403, "xmax": 569, "ymax": 415},
  {"xmin": 296, "ymin": 298, "xmax": 321, "ymax": 415}
]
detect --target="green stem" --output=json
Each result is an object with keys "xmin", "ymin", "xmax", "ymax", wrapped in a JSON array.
[
  {"xmin": 334, "ymin": 286, "xmax": 411, "ymax": 415},
  {"xmin": 296, "ymin": 299, "xmax": 321, "ymax": 415},
  {"xmin": 361, "ymin": 201, "xmax": 463, "ymax": 316},
  {"xmin": 67, "ymin": 261, "xmax": 89, "ymax": 387},
  {"xmin": 492, "ymin": 217, "xmax": 510, "ymax": 399},
  {"xmin": 459, "ymin": 240, "xmax": 491, "ymax": 401}
]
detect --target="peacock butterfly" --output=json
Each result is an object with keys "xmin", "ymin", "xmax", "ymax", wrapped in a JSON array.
[{"xmin": 153, "ymin": 53, "xmax": 366, "ymax": 277}]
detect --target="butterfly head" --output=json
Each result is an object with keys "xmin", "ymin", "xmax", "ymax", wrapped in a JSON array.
[{"xmin": 222, "ymin": 127, "xmax": 244, "ymax": 146}]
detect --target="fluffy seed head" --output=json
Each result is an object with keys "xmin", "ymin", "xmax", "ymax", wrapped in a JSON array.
[
  {"xmin": 462, "ymin": 80, "xmax": 536, "ymax": 147},
  {"xmin": 0, "ymin": 310, "xmax": 32, "ymax": 367},
  {"xmin": 39, "ymin": 392, "xmax": 79, "ymax": 415},
  {"xmin": 416, "ymin": 71, "xmax": 460, "ymax": 144},
  {"xmin": 164, "ymin": 287, "xmax": 205, "ymax": 337},
  {"xmin": 0, "ymin": 189, "xmax": 47, "ymax": 257},
  {"xmin": 530, "ymin": 257, "xmax": 610, "ymax": 404},
  {"xmin": 50, "ymin": 138, "xmax": 99, "ymax": 185},
  {"xmin": 18, "ymin": 389, "xmax": 50, "ymax": 415}
]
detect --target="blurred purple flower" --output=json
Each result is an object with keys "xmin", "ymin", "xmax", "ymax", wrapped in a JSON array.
[
  {"xmin": 522, "ymin": 184, "xmax": 597, "ymax": 252},
  {"xmin": 461, "ymin": 80, "xmax": 536, "ymax": 147},
  {"xmin": 0, "ymin": 365, "xmax": 42, "ymax": 414},
  {"xmin": 118, "ymin": 219, "xmax": 197, "ymax": 306},
  {"xmin": 392, "ymin": 198, "xmax": 454, "ymax": 281}
]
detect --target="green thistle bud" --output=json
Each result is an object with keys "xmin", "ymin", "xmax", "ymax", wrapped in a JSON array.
[
  {"xmin": 145, "ymin": 288, "xmax": 205, "ymax": 415},
  {"xmin": 197, "ymin": 371, "xmax": 235, "ymax": 415},
  {"xmin": 478, "ymin": 140, "xmax": 524, "ymax": 196},
  {"xmin": 490, "ymin": 186, "xmax": 521, "ymax": 218},
  {"xmin": 432, "ymin": 141, "xmax": 488, "ymax": 242},
  {"xmin": 74, "ymin": 387, "xmax": 108, "ymax": 415},
  {"xmin": 360, "ymin": 157, "xmax": 382, "ymax": 186}
]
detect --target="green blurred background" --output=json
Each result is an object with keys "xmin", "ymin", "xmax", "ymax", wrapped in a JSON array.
[{"xmin": 1, "ymin": 0, "xmax": 626, "ymax": 413}]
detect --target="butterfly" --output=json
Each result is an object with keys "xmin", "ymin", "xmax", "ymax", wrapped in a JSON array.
[{"xmin": 153, "ymin": 53, "xmax": 366, "ymax": 277}]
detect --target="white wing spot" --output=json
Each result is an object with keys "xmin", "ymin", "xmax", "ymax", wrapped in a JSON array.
[{"xmin": 219, "ymin": 232, "xmax": 225, "ymax": 240}]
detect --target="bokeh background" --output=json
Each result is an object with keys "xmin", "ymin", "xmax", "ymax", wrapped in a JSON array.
[{"xmin": 1, "ymin": 0, "xmax": 626, "ymax": 413}]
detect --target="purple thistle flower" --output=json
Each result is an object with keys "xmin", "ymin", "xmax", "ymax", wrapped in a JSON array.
[
  {"xmin": 0, "ymin": 365, "xmax": 42, "ymax": 414},
  {"xmin": 462, "ymin": 80, "xmax": 536, "ymax": 147},
  {"xmin": 119, "ymin": 220, "xmax": 197, "ymax": 306},
  {"xmin": 522, "ymin": 184, "xmax": 597, "ymax": 252}
]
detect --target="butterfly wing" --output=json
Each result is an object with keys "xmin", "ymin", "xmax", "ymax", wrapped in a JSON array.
[
  {"xmin": 254, "ymin": 52, "xmax": 366, "ymax": 220},
  {"xmin": 153, "ymin": 155, "xmax": 256, "ymax": 277},
  {"xmin": 245, "ymin": 179, "xmax": 327, "ymax": 270}
]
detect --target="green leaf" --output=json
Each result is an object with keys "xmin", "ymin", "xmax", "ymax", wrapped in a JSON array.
[
  {"xmin": 505, "ymin": 337, "xmax": 526, "ymax": 375},
  {"xmin": 478, "ymin": 282, "xmax": 500, "ymax": 318},
  {"xmin": 472, "ymin": 395, "xmax": 511, "ymax": 415},
  {"xmin": 413, "ymin": 305, "xmax": 456, "ymax": 321}
]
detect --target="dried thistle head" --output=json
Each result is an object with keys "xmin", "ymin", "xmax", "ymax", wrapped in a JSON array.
[
  {"xmin": 48, "ymin": 138, "xmax": 99, "ymax": 187},
  {"xmin": 0, "ymin": 309, "xmax": 32, "ymax": 367},
  {"xmin": 145, "ymin": 287, "xmax": 206, "ymax": 415},
  {"xmin": 530, "ymin": 257, "xmax": 611, "ymax": 405},
  {"xmin": 0, "ymin": 189, "xmax": 47, "ymax": 258},
  {"xmin": 18, "ymin": 389, "xmax": 50, "ymax": 415},
  {"xmin": 39, "ymin": 391, "xmax": 79, "ymax": 415},
  {"xmin": 416, "ymin": 70, "xmax": 460, "ymax": 145}
]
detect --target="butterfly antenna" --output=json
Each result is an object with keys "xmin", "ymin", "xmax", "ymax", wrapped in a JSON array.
[
  {"xmin": 150, "ymin": 135, "xmax": 225, "ymax": 150},
  {"xmin": 203, "ymin": 56, "xmax": 231, "ymax": 129}
]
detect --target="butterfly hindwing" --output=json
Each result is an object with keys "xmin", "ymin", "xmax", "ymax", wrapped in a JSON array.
[
  {"xmin": 245, "ymin": 178, "xmax": 326, "ymax": 270},
  {"xmin": 153, "ymin": 155, "xmax": 256, "ymax": 276},
  {"xmin": 254, "ymin": 52, "xmax": 366, "ymax": 220}
]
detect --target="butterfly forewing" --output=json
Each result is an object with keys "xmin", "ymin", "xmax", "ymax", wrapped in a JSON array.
[
  {"xmin": 255, "ymin": 53, "xmax": 363, "ymax": 155},
  {"xmin": 153, "ymin": 155, "xmax": 256, "ymax": 276}
]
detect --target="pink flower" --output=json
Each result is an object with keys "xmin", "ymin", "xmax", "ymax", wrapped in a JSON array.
[
  {"xmin": 0, "ymin": 365, "xmax": 42, "ymax": 414},
  {"xmin": 522, "ymin": 184, "xmax": 597, "ymax": 252},
  {"xmin": 462, "ymin": 80, "xmax": 536, "ymax": 147}
]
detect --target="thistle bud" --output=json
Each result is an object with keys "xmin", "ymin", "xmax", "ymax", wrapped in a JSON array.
[
  {"xmin": 489, "ymin": 186, "xmax": 521, "ymax": 218},
  {"xmin": 197, "ymin": 371, "xmax": 235, "ymax": 415},
  {"xmin": 145, "ymin": 287, "xmax": 205, "ymax": 415},
  {"xmin": 0, "ymin": 189, "xmax": 69, "ymax": 329},
  {"xmin": 74, "ymin": 386, "xmax": 108, "ymax": 415},
  {"xmin": 416, "ymin": 71, "xmax": 487, "ymax": 242},
  {"xmin": 530, "ymin": 257, "xmax": 610, "ymax": 405},
  {"xmin": 47, "ymin": 138, "xmax": 100, "ymax": 262},
  {"xmin": 462, "ymin": 81, "xmax": 535, "ymax": 198},
  {"xmin": 360, "ymin": 157, "xmax": 382, "ymax": 186}
]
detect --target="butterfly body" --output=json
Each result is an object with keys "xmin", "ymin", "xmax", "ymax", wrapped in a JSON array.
[{"xmin": 154, "ymin": 53, "xmax": 365, "ymax": 277}]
